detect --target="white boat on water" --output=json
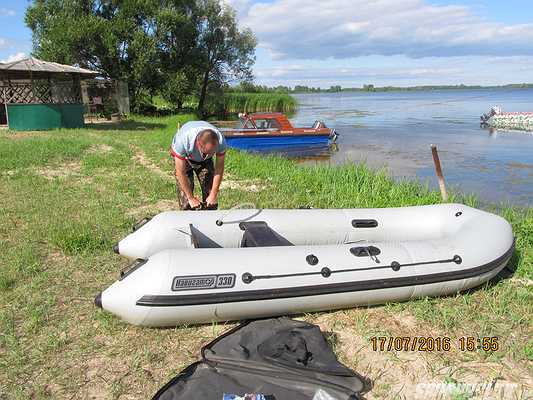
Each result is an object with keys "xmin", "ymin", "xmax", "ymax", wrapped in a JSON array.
[
  {"xmin": 95, "ymin": 204, "xmax": 514, "ymax": 326},
  {"xmin": 481, "ymin": 106, "xmax": 533, "ymax": 131}
]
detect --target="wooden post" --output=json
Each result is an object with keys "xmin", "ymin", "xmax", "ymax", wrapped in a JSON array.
[
  {"xmin": 3, "ymin": 71, "xmax": 10, "ymax": 128},
  {"xmin": 431, "ymin": 144, "xmax": 448, "ymax": 202}
]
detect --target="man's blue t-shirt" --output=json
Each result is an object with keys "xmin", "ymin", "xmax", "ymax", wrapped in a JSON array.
[{"xmin": 171, "ymin": 121, "xmax": 227, "ymax": 162}]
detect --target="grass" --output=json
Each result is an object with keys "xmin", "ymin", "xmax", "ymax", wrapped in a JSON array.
[
  {"xmin": 0, "ymin": 114, "xmax": 531, "ymax": 399},
  {"xmin": 222, "ymin": 92, "xmax": 297, "ymax": 114}
]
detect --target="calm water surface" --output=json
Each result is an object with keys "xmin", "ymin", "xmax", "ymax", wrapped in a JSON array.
[{"xmin": 276, "ymin": 89, "xmax": 533, "ymax": 207}]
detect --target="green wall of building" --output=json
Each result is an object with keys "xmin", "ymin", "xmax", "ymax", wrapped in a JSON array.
[{"xmin": 7, "ymin": 104, "xmax": 85, "ymax": 131}]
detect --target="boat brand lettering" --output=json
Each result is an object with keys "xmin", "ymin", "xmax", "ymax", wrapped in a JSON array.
[{"xmin": 172, "ymin": 274, "xmax": 236, "ymax": 291}]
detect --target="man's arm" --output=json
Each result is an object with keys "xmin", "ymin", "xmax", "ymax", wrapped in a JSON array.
[
  {"xmin": 206, "ymin": 154, "xmax": 225, "ymax": 205},
  {"xmin": 174, "ymin": 157, "xmax": 200, "ymax": 208}
]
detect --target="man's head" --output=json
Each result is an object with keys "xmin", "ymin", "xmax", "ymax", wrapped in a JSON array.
[{"xmin": 197, "ymin": 129, "xmax": 219, "ymax": 156}]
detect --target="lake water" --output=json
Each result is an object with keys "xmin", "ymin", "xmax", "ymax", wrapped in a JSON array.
[{"xmin": 280, "ymin": 89, "xmax": 533, "ymax": 207}]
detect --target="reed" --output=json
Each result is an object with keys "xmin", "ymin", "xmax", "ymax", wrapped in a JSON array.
[{"xmin": 222, "ymin": 92, "xmax": 297, "ymax": 113}]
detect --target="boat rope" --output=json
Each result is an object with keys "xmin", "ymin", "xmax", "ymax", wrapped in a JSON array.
[
  {"xmin": 241, "ymin": 255, "xmax": 462, "ymax": 284},
  {"xmin": 215, "ymin": 203, "xmax": 259, "ymax": 226},
  {"xmin": 363, "ymin": 246, "xmax": 380, "ymax": 264},
  {"xmin": 175, "ymin": 228, "xmax": 192, "ymax": 237},
  {"xmin": 343, "ymin": 239, "xmax": 368, "ymax": 244}
]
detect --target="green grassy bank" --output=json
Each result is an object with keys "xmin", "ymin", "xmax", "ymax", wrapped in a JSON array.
[{"xmin": 0, "ymin": 115, "xmax": 531, "ymax": 399}]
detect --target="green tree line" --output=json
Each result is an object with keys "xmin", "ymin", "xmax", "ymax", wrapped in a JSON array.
[
  {"xmin": 235, "ymin": 82, "xmax": 533, "ymax": 94},
  {"xmin": 25, "ymin": 0, "xmax": 257, "ymax": 116}
]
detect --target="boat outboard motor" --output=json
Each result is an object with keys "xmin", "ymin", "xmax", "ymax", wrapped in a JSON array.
[{"xmin": 480, "ymin": 106, "xmax": 501, "ymax": 127}]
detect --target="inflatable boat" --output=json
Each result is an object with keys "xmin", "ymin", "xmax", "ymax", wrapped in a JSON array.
[{"xmin": 96, "ymin": 204, "xmax": 514, "ymax": 326}]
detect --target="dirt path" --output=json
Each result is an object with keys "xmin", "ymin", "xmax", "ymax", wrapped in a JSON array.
[{"xmin": 129, "ymin": 144, "xmax": 269, "ymax": 193}]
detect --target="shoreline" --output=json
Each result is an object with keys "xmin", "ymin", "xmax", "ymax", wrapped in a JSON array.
[{"xmin": 289, "ymin": 85, "xmax": 533, "ymax": 94}]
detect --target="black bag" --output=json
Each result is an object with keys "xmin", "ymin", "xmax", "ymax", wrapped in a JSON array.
[{"xmin": 153, "ymin": 318, "xmax": 370, "ymax": 400}]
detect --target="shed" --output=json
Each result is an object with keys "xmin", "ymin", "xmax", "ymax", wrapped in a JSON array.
[{"xmin": 0, "ymin": 57, "xmax": 99, "ymax": 130}]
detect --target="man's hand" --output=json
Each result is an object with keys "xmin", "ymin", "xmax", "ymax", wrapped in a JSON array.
[
  {"xmin": 206, "ymin": 192, "xmax": 218, "ymax": 207},
  {"xmin": 188, "ymin": 196, "xmax": 202, "ymax": 209},
  {"xmin": 207, "ymin": 154, "xmax": 225, "ymax": 207}
]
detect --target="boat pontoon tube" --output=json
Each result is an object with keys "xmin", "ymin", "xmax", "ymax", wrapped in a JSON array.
[{"xmin": 97, "ymin": 204, "xmax": 514, "ymax": 326}]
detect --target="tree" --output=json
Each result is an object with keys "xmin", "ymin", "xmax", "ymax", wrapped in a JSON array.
[
  {"xmin": 25, "ymin": 0, "xmax": 256, "ymax": 115},
  {"xmin": 155, "ymin": 3, "xmax": 199, "ymax": 109},
  {"xmin": 195, "ymin": 0, "xmax": 256, "ymax": 116},
  {"xmin": 160, "ymin": 69, "xmax": 196, "ymax": 109},
  {"xmin": 25, "ymin": 0, "xmax": 198, "ymax": 110}
]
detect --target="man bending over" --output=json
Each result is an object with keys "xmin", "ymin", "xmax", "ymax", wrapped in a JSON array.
[{"xmin": 171, "ymin": 121, "xmax": 226, "ymax": 210}]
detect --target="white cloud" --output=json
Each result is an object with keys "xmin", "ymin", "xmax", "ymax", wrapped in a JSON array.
[
  {"xmin": 0, "ymin": 52, "xmax": 26, "ymax": 64},
  {"xmin": 238, "ymin": 0, "xmax": 533, "ymax": 60},
  {"xmin": 223, "ymin": 0, "xmax": 252, "ymax": 21},
  {"xmin": 0, "ymin": 8, "xmax": 16, "ymax": 17},
  {"xmin": 255, "ymin": 64, "xmax": 305, "ymax": 78},
  {"xmin": 252, "ymin": 54, "xmax": 533, "ymax": 87},
  {"xmin": 255, "ymin": 63, "xmax": 462, "ymax": 83}
]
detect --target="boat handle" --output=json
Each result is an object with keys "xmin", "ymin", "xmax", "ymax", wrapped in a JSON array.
[
  {"xmin": 120, "ymin": 258, "xmax": 148, "ymax": 280},
  {"xmin": 350, "ymin": 246, "xmax": 381, "ymax": 257},
  {"xmin": 132, "ymin": 217, "xmax": 151, "ymax": 232},
  {"xmin": 350, "ymin": 246, "xmax": 381, "ymax": 263},
  {"xmin": 352, "ymin": 219, "xmax": 378, "ymax": 228}
]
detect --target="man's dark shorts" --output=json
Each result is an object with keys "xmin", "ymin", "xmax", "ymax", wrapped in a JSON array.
[{"xmin": 174, "ymin": 158, "xmax": 216, "ymax": 210}]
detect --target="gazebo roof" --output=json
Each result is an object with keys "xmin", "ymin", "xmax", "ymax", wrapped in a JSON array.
[{"xmin": 0, "ymin": 57, "xmax": 99, "ymax": 78}]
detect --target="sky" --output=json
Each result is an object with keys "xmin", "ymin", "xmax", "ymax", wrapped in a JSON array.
[{"xmin": 1, "ymin": 0, "xmax": 532, "ymax": 88}]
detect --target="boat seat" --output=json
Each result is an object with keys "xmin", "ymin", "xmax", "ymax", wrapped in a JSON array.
[
  {"xmin": 239, "ymin": 221, "xmax": 294, "ymax": 247},
  {"xmin": 190, "ymin": 224, "xmax": 200, "ymax": 248},
  {"xmin": 189, "ymin": 224, "xmax": 222, "ymax": 248}
]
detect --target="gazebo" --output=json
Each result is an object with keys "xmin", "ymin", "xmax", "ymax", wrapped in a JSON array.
[{"xmin": 0, "ymin": 57, "xmax": 99, "ymax": 130}]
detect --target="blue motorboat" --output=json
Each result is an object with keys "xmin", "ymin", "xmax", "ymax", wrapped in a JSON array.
[{"xmin": 220, "ymin": 113, "xmax": 337, "ymax": 151}]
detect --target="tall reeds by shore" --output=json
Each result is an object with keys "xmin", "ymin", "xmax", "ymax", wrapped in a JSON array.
[{"xmin": 222, "ymin": 92, "xmax": 297, "ymax": 114}]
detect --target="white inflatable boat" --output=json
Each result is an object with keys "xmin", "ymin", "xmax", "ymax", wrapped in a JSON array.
[{"xmin": 96, "ymin": 204, "xmax": 514, "ymax": 326}]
